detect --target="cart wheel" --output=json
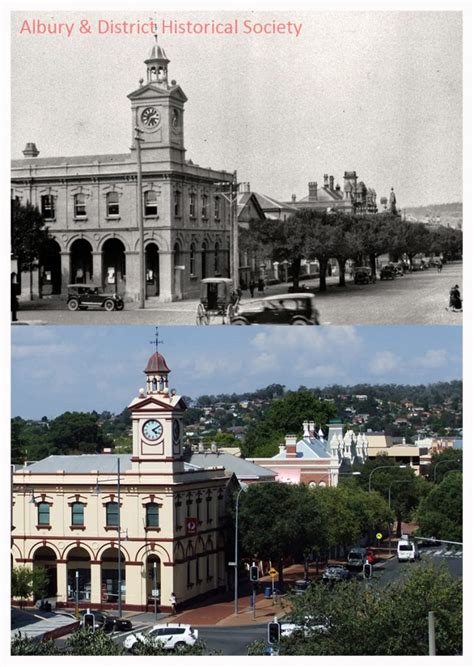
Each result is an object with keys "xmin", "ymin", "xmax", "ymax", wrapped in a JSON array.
[
  {"xmin": 116, "ymin": 301, "xmax": 124, "ymax": 311},
  {"xmin": 226, "ymin": 304, "xmax": 235, "ymax": 324},
  {"xmin": 68, "ymin": 299, "xmax": 79, "ymax": 311},
  {"xmin": 196, "ymin": 303, "xmax": 209, "ymax": 326}
]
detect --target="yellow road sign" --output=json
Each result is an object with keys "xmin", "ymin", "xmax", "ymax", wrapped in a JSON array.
[
  {"xmin": 268, "ymin": 568, "xmax": 278, "ymax": 577},
  {"xmin": 376, "ymin": 532, "xmax": 383, "ymax": 540}
]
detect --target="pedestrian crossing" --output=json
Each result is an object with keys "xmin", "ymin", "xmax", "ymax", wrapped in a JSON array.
[
  {"xmin": 422, "ymin": 548, "xmax": 462, "ymax": 559},
  {"xmin": 113, "ymin": 621, "xmax": 152, "ymax": 640}
]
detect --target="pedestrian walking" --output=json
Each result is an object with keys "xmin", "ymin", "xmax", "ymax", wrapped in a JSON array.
[
  {"xmin": 11, "ymin": 273, "xmax": 19, "ymax": 323},
  {"xmin": 169, "ymin": 592, "xmax": 177, "ymax": 614},
  {"xmin": 446, "ymin": 284, "xmax": 462, "ymax": 312},
  {"xmin": 249, "ymin": 280, "xmax": 256, "ymax": 298},
  {"xmin": 257, "ymin": 278, "xmax": 265, "ymax": 295}
]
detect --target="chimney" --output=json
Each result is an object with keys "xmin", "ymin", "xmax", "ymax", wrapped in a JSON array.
[
  {"xmin": 285, "ymin": 434, "xmax": 298, "ymax": 458},
  {"xmin": 335, "ymin": 183, "xmax": 341, "ymax": 192},
  {"xmin": 329, "ymin": 176, "xmax": 334, "ymax": 190},
  {"xmin": 308, "ymin": 421, "xmax": 315, "ymax": 437},
  {"xmin": 308, "ymin": 182, "xmax": 318, "ymax": 200},
  {"xmin": 22, "ymin": 142, "xmax": 39, "ymax": 158},
  {"xmin": 291, "ymin": 194, "xmax": 296, "ymax": 203},
  {"xmin": 303, "ymin": 421, "xmax": 310, "ymax": 438},
  {"xmin": 323, "ymin": 174, "xmax": 329, "ymax": 188}
]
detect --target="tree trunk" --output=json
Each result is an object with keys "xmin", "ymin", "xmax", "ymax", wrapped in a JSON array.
[
  {"xmin": 396, "ymin": 512, "xmax": 403, "ymax": 537},
  {"xmin": 369, "ymin": 254, "xmax": 377, "ymax": 280},
  {"xmin": 318, "ymin": 258, "xmax": 328, "ymax": 291},
  {"xmin": 277, "ymin": 559, "xmax": 285, "ymax": 591},
  {"xmin": 337, "ymin": 258, "xmax": 346, "ymax": 286},
  {"xmin": 291, "ymin": 257, "xmax": 301, "ymax": 290}
]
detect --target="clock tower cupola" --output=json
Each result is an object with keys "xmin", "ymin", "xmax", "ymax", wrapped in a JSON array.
[
  {"xmin": 129, "ymin": 347, "xmax": 186, "ymax": 474},
  {"xmin": 128, "ymin": 37, "xmax": 187, "ymax": 165}
]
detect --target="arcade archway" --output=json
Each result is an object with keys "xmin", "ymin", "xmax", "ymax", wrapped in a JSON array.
[
  {"xmin": 32, "ymin": 546, "xmax": 57, "ymax": 599},
  {"xmin": 102, "ymin": 239, "xmax": 126, "ymax": 294},
  {"xmin": 70, "ymin": 239, "xmax": 93, "ymax": 284},
  {"xmin": 145, "ymin": 243, "xmax": 160, "ymax": 297}
]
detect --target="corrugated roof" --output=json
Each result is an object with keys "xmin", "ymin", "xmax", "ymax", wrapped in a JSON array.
[
  {"xmin": 12, "ymin": 153, "xmax": 132, "ymax": 168},
  {"xmin": 20, "ymin": 454, "xmax": 133, "ymax": 474},
  {"xmin": 189, "ymin": 452, "xmax": 275, "ymax": 479},
  {"xmin": 272, "ymin": 436, "xmax": 331, "ymax": 460}
]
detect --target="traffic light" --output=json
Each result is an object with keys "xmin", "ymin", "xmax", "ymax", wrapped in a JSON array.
[
  {"xmin": 83, "ymin": 612, "xmax": 95, "ymax": 630},
  {"xmin": 268, "ymin": 621, "xmax": 281, "ymax": 644},
  {"xmin": 250, "ymin": 565, "xmax": 259, "ymax": 582},
  {"xmin": 363, "ymin": 561, "xmax": 373, "ymax": 579}
]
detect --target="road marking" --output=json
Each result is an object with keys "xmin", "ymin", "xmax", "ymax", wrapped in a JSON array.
[{"xmin": 433, "ymin": 550, "xmax": 444, "ymax": 556}]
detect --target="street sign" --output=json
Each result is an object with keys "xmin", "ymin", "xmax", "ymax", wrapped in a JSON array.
[
  {"xmin": 376, "ymin": 532, "xmax": 383, "ymax": 540},
  {"xmin": 151, "ymin": 589, "xmax": 159, "ymax": 597},
  {"xmin": 186, "ymin": 517, "xmax": 197, "ymax": 535},
  {"xmin": 268, "ymin": 568, "xmax": 278, "ymax": 577}
]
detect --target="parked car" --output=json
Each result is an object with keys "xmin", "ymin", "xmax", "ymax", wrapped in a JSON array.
[
  {"xmin": 123, "ymin": 623, "xmax": 198, "ymax": 652},
  {"xmin": 353, "ymin": 267, "xmax": 375, "ymax": 285},
  {"xmin": 293, "ymin": 579, "xmax": 312, "ymax": 595},
  {"xmin": 67, "ymin": 284, "xmax": 124, "ymax": 312},
  {"xmin": 280, "ymin": 616, "xmax": 329, "ymax": 638},
  {"xmin": 380, "ymin": 265, "xmax": 396, "ymax": 280},
  {"xmin": 79, "ymin": 609, "xmax": 132, "ymax": 632},
  {"xmin": 347, "ymin": 547, "xmax": 368, "ymax": 571},
  {"xmin": 397, "ymin": 539, "xmax": 420, "ymax": 562},
  {"xmin": 322, "ymin": 565, "xmax": 351, "ymax": 582},
  {"xmin": 231, "ymin": 294, "xmax": 320, "ymax": 325}
]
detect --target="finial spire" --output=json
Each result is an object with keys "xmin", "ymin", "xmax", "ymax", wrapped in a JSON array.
[{"xmin": 150, "ymin": 326, "xmax": 163, "ymax": 354}]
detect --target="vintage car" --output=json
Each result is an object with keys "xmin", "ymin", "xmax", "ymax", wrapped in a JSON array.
[
  {"xmin": 380, "ymin": 265, "xmax": 396, "ymax": 280},
  {"xmin": 353, "ymin": 267, "xmax": 376, "ymax": 285},
  {"xmin": 67, "ymin": 284, "xmax": 124, "ymax": 312},
  {"xmin": 231, "ymin": 294, "xmax": 320, "ymax": 325}
]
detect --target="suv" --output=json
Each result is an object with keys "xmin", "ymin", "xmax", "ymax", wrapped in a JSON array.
[
  {"xmin": 353, "ymin": 267, "xmax": 375, "ymax": 285},
  {"xmin": 67, "ymin": 284, "xmax": 124, "ymax": 312},
  {"xmin": 347, "ymin": 547, "xmax": 368, "ymax": 571},
  {"xmin": 322, "ymin": 565, "xmax": 351, "ymax": 583},
  {"xmin": 123, "ymin": 624, "xmax": 198, "ymax": 652},
  {"xmin": 231, "ymin": 294, "xmax": 320, "ymax": 325}
]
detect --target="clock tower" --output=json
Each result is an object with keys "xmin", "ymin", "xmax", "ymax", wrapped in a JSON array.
[
  {"xmin": 128, "ymin": 37, "xmax": 187, "ymax": 166},
  {"xmin": 129, "ymin": 350, "xmax": 186, "ymax": 473}
]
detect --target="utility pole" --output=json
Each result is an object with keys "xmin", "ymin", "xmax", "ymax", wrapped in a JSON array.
[
  {"xmin": 231, "ymin": 171, "xmax": 239, "ymax": 291},
  {"xmin": 135, "ymin": 127, "xmax": 145, "ymax": 309},
  {"xmin": 117, "ymin": 457, "xmax": 122, "ymax": 618},
  {"xmin": 428, "ymin": 611, "xmax": 436, "ymax": 655}
]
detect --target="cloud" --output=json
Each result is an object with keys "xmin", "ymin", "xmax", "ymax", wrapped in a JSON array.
[
  {"xmin": 12, "ymin": 343, "xmax": 78, "ymax": 359},
  {"xmin": 412, "ymin": 349, "xmax": 448, "ymax": 369},
  {"xmin": 369, "ymin": 351, "xmax": 399, "ymax": 374}
]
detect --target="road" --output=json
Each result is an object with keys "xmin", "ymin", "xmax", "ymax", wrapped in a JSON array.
[{"xmin": 12, "ymin": 262, "xmax": 462, "ymax": 326}]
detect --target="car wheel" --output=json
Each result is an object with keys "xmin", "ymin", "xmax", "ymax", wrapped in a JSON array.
[
  {"xmin": 291, "ymin": 318, "xmax": 308, "ymax": 325},
  {"xmin": 226, "ymin": 303, "xmax": 235, "ymax": 324},
  {"xmin": 231, "ymin": 318, "xmax": 249, "ymax": 325},
  {"xmin": 174, "ymin": 642, "xmax": 187, "ymax": 650},
  {"xmin": 68, "ymin": 299, "xmax": 79, "ymax": 311},
  {"xmin": 104, "ymin": 299, "xmax": 115, "ymax": 312},
  {"xmin": 116, "ymin": 301, "xmax": 124, "ymax": 311}
]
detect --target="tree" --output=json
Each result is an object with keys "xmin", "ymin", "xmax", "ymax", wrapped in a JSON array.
[
  {"xmin": 11, "ymin": 633, "xmax": 58, "ymax": 655},
  {"xmin": 11, "ymin": 567, "xmax": 34, "ymax": 607},
  {"xmin": 252, "ymin": 565, "xmax": 461, "ymax": 655},
  {"xmin": 47, "ymin": 412, "xmax": 113, "ymax": 455},
  {"xmin": 416, "ymin": 472, "xmax": 462, "ymax": 542},
  {"xmin": 242, "ymin": 389, "xmax": 336, "ymax": 458},
  {"xmin": 426, "ymin": 449, "xmax": 462, "ymax": 483},
  {"xmin": 66, "ymin": 627, "xmax": 124, "ymax": 655},
  {"xmin": 31, "ymin": 566, "xmax": 50, "ymax": 600},
  {"xmin": 11, "ymin": 199, "xmax": 51, "ymax": 298}
]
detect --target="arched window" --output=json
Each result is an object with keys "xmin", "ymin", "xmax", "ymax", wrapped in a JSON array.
[
  {"xmin": 105, "ymin": 501, "xmax": 119, "ymax": 527},
  {"xmin": 214, "ymin": 196, "xmax": 220, "ymax": 221},
  {"xmin": 146, "ymin": 503, "xmax": 159, "ymax": 528},
  {"xmin": 74, "ymin": 193, "xmax": 86, "ymax": 218},
  {"xmin": 144, "ymin": 191, "xmax": 158, "ymax": 217},
  {"xmin": 37, "ymin": 502, "xmax": 50, "ymax": 526},
  {"xmin": 71, "ymin": 502, "xmax": 84, "ymax": 526},
  {"xmin": 201, "ymin": 242, "xmax": 207, "ymax": 279},
  {"xmin": 214, "ymin": 242, "xmax": 219, "ymax": 273},
  {"xmin": 190, "ymin": 243, "xmax": 196, "ymax": 276},
  {"xmin": 106, "ymin": 192, "xmax": 119, "ymax": 216}
]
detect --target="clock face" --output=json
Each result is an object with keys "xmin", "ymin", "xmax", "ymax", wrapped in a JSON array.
[
  {"xmin": 173, "ymin": 419, "xmax": 180, "ymax": 443},
  {"xmin": 142, "ymin": 419, "xmax": 163, "ymax": 441},
  {"xmin": 141, "ymin": 107, "xmax": 161, "ymax": 128}
]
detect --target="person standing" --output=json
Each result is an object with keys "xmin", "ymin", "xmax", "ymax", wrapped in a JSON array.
[
  {"xmin": 257, "ymin": 277, "xmax": 265, "ymax": 295},
  {"xmin": 249, "ymin": 279, "xmax": 256, "ymax": 298},
  {"xmin": 169, "ymin": 592, "xmax": 177, "ymax": 615},
  {"xmin": 11, "ymin": 273, "xmax": 19, "ymax": 323}
]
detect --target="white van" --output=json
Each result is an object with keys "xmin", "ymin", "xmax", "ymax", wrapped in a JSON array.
[{"xmin": 397, "ymin": 539, "xmax": 420, "ymax": 562}]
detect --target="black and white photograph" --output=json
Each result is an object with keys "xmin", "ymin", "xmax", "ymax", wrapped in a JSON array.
[
  {"xmin": 6, "ymin": 5, "xmax": 467, "ymax": 662},
  {"xmin": 10, "ymin": 9, "xmax": 462, "ymax": 325}
]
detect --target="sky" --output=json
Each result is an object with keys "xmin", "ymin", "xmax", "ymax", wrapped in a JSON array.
[
  {"xmin": 11, "ymin": 325, "xmax": 462, "ymax": 419},
  {"xmin": 10, "ymin": 9, "xmax": 463, "ymax": 208}
]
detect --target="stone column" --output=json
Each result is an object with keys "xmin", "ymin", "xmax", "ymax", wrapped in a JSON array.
[
  {"xmin": 124, "ymin": 251, "xmax": 140, "ymax": 302},
  {"xmin": 159, "ymin": 251, "xmax": 173, "ymax": 302},
  {"xmin": 92, "ymin": 252, "xmax": 103, "ymax": 288},
  {"xmin": 124, "ymin": 561, "xmax": 144, "ymax": 608},
  {"xmin": 56, "ymin": 560, "xmax": 68, "ymax": 605},
  {"xmin": 90, "ymin": 561, "xmax": 102, "ymax": 606},
  {"xmin": 60, "ymin": 252, "xmax": 70, "ymax": 296}
]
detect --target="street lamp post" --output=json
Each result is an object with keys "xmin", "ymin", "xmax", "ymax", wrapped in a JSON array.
[
  {"xmin": 75, "ymin": 569, "xmax": 80, "ymax": 618},
  {"xmin": 368, "ymin": 465, "xmax": 407, "ymax": 492},
  {"xmin": 153, "ymin": 560, "xmax": 158, "ymax": 620},
  {"xmin": 387, "ymin": 480, "xmax": 412, "ymax": 553},
  {"xmin": 135, "ymin": 126, "xmax": 145, "ymax": 309},
  {"xmin": 234, "ymin": 484, "xmax": 248, "ymax": 615}
]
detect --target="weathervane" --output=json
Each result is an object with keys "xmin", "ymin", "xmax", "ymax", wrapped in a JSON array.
[{"xmin": 150, "ymin": 326, "xmax": 163, "ymax": 353}]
